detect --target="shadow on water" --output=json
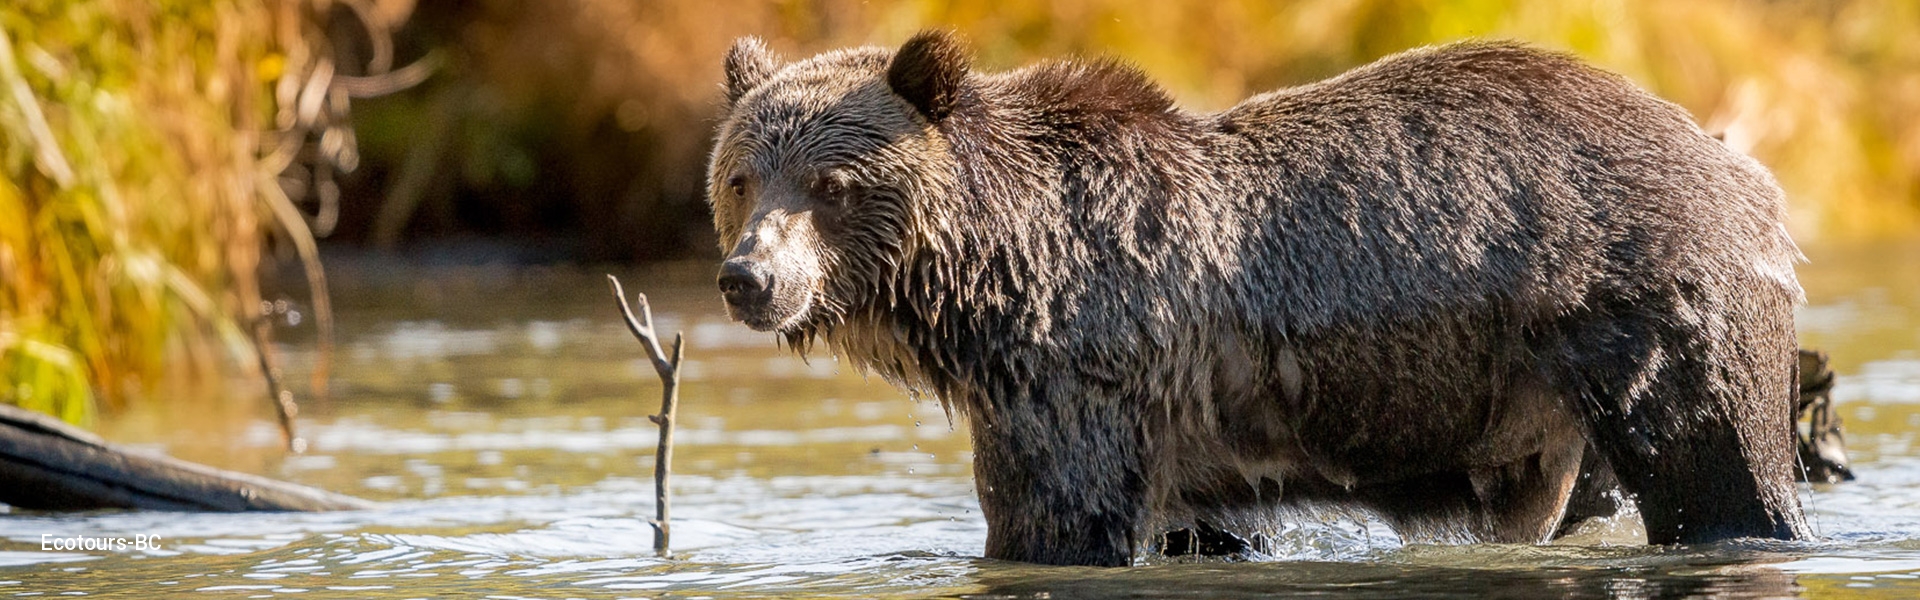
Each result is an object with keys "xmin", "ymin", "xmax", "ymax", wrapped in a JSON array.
[{"xmin": 1, "ymin": 239, "xmax": 1919, "ymax": 597}]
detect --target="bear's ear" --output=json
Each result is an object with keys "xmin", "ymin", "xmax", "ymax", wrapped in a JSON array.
[
  {"xmin": 724, "ymin": 37, "xmax": 782, "ymax": 105},
  {"xmin": 887, "ymin": 30, "xmax": 969, "ymax": 123}
]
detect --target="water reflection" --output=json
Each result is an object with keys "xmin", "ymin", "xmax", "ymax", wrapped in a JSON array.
[
  {"xmin": 970, "ymin": 559, "xmax": 1807, "ymax": 599},
  {"xmin": 0, "ymin": 243, "xmax": 1916, "ymax": 597}
]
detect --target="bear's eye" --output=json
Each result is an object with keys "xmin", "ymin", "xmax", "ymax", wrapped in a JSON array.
[
  {"xmin": 727, "ymin": 175, "xmax": 747, "ymax": 198},
  {"xmin": 817, "ymin": 172, "xmax": 850, "ymax": 205}
]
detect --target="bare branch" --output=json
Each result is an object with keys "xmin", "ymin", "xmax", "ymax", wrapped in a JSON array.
[
  {"xmin": 335, "ymin": 52, "xmax": 441, "ymax": 98},
  {"xmin": 251, "ymin": 315, "xmax": 305, "ymax": 453},
  {"xmin": 608, "ymin": 275, "xmax": 675, "ymax": 378},
  {"xmin": 607, "ymin": 274, "xmax": 684, "ymax": 556}
]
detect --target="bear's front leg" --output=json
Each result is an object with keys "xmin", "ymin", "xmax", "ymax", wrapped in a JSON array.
[{"xmin": 969, "ymin": 390, "xmax": 1149, "ymax": 567}]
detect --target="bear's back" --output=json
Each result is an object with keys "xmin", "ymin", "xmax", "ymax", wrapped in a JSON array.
[{"xmin": 1204, "ymin": 41, "xmax": 1795, "ymax": 332}]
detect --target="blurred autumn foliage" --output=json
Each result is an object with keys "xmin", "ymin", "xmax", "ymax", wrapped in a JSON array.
[
  {"xmin": 1, "ymin": 0, "xmax": 361, "ymax": 421},
  {"xmin": 342, "ymin": 0, "xmax": 1920, "ymax": 260},
  {"xmin": 3, "ymin": 1, "xmax": 291, "ymax": 421}
]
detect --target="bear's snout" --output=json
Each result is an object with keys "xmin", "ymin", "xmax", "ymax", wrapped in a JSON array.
[
  {"xmin": 718, "ymin": 258, "xmax": 773, "ymax": 310},
  {"xmin": 719, "ymin": 257, "xmax": 809, "ymax": 331}
]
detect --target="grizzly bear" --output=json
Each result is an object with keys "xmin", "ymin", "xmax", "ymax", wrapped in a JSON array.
[{"xmin": 706, "ymin": 31, "xmax": 1809, "ymax": 566}]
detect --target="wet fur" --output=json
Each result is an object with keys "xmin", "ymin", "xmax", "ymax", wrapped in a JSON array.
[{"xmin": 708, "ymin": 33, "xmax": 1810, "ymax": 566}]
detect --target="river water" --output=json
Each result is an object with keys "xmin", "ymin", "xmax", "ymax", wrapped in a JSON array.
[{"xmin": 1, "ymin": 240, "xmax": 1917, "ymax": 598}]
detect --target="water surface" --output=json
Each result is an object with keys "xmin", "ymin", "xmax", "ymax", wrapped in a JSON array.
[{"xmin": 2, "ymin": 241, "xmax": 1918, "ymax": 598}]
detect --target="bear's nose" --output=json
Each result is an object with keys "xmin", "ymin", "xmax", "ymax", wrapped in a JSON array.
[{"xmin": 718, "ymin": 259, "xmax": 769, "ymax": 303}]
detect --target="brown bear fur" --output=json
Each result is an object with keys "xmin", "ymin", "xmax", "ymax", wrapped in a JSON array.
[{"xmin": 706, "ymin": 31, "xmax": 1810, "ymax": 566}]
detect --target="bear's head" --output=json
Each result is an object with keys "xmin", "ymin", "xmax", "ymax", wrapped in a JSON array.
[{"xmin": 707, "ymin": 31, "xmax": 967, "ymax": 334}]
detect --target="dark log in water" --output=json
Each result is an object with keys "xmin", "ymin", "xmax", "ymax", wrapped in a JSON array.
[
  {"xmin": 1796, "ymin": 348, "xmax": 1855, "ymax": 484},
  {"xmin": 0, "ymin": 403, "xmax": 372, "ymax": 512}
]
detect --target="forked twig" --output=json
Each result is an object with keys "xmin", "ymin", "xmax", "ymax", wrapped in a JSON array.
[{"xmin": 607, "ymin": 275, "xmax": 684, "ymax": 556}]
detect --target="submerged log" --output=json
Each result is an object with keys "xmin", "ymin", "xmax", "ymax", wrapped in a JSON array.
[
  {"xmin": 1796, "ymin": 348, "xmax": 1854, "ymax": 483},
  {"xmin": 0, "ymin": 403, "xmax": 372, "ymax": 512}
]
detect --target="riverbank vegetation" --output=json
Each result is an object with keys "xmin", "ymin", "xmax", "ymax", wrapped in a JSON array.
[{"xmin": 1, "ymin": 0, "xmax": 342, "ymax": 423}]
